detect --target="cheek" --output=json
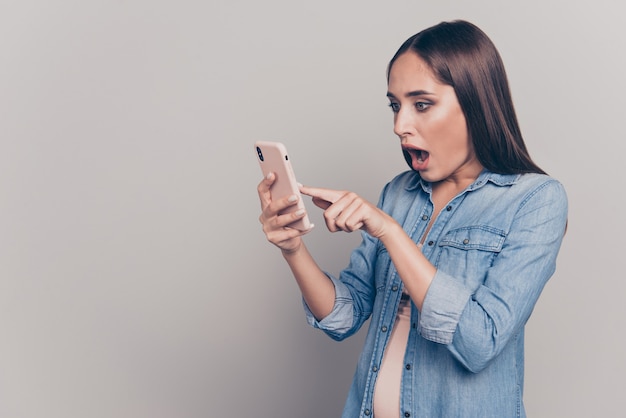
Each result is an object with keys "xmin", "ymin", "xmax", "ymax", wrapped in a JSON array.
[
  {"xmin": 426, "ymin": 114, "xmax": 465, "ymax": 147},
  {"xmin": 437, "ymin": 111, "xmax": 468, "ymax": 152},
  {"xmin": 424, "ymin": 118, "xmax": 470, "ymax": 169}
]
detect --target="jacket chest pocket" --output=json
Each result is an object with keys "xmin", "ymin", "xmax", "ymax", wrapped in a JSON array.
[{"xmin": 436, "ymin": 226, "xmax": 506, "ymax": 290}]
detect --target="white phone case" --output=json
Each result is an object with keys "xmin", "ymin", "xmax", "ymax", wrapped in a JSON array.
[{"xmin": 255, "ymin": 141, "xmax": 312, "ymax": 231}]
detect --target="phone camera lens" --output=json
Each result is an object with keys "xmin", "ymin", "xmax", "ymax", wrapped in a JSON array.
[{"xmin": 256, "ymin": 146, "xmax": 264, "ymax": 162}]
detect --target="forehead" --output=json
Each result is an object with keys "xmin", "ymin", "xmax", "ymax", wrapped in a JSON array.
[{"xmin": 388, "ymin": 52, "xmax": 442, "ymax": 92}]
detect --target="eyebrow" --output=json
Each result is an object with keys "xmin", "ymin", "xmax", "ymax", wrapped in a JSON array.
[{"xmin": 386, "ymin": 90, "xmax": 433, "ymax": 99}]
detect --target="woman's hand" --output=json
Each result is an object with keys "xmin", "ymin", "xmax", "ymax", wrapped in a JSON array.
[
  {"xmin": 257, "ymin": 173, "xmax": 313, "ymax": 253},
  {"xmin": 300, "ymin": 185, "xmax": 392, "ymax": 239}
]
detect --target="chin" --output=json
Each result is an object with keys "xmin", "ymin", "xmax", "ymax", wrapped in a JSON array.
[
  {"xmin": 418, "ymin": 173, "xmax": 434, "ymax": 182},
  {"xmin": 417, "ymin": 171, "xmax": 443, "ymax": 183}
]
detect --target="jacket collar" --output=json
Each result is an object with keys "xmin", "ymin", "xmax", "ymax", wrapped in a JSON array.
[{"xmin": 404, "ymin": 169, "xmax": 520, "ymax": 192}]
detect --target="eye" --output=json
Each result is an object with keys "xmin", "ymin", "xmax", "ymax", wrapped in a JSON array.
[
  {"xmin": 415, "ymin": 101, "xmax": 431, "ymax": 111},
  {"xmin": 388, "ymin": 102, "xmax": 400, "ymax": 113}
]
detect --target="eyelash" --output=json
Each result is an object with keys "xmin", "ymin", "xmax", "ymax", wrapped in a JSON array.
[
  {"xmin": 388, "ymin": 101, "xmax": 431, "ymax": 113},
  {"xmin": 415, "ymin": 101, "xmax": 430, "ymax": 111}
]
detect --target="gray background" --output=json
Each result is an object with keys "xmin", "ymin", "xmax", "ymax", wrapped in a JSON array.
[{"xmin": 1, "ymin": 0, "xmax": 624, "ymax": 417}]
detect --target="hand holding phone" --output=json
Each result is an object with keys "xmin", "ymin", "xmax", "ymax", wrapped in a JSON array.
[{"xmin": 255, "ymin": 141, "xmax": 312, "ymax": 231}]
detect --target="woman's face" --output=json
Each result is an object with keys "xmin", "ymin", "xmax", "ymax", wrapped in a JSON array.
[{"xmin": 387, "ymin": 52, "xmax": 482, "ymax": 185}]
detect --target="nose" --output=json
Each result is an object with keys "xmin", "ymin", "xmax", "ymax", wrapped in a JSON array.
[{"xmin": 393, "ymin": 107, "xmax": 415, "ymax": 139}]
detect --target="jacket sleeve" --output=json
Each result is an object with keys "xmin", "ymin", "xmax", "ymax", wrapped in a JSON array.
[
  {"xmin": 303, "ymin": 231, "xmax": 379, "ymax": 341},
  {"xmin": 303, "ymin": 181, "xmax": 396, "ymax": 341},
  {"xmin": 418, "ymin": 179, "xmax": 568, "ymax": 373}
]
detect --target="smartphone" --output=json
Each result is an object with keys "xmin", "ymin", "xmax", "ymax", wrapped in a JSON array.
[{"xmin": 254, "ymin": 141, "xmax": 312, "ymax": 231}]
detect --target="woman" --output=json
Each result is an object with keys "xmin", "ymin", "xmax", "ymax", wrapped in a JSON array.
[{"xmin": 257, "ymin": 20, "xmax": 567, "ymax": 417}]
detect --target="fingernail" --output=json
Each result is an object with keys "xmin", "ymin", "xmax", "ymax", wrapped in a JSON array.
[
  {"xmin": 297, "ymin": 182, "xmax": 303, "ymax": 187},
  {"xmin": 288, "ymin": 195, "xmax": 298, "ymax": 202},
  {"xmin": 266, "ymin": 172, "xmax": 273, "ymax": 180},
  {"xmin": 295, "ymin": 209, "xmax": 305, "ymax": 216}
]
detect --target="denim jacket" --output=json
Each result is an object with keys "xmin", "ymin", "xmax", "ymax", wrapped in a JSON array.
[{"xmin": 304, "ymin": 169, "xmax": 568, "ymax": 418}]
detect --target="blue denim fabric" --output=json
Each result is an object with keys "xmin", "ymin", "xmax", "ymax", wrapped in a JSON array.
[{"xmin": 304, "ymin": 169, "xmax": 568, "ymax": 418}]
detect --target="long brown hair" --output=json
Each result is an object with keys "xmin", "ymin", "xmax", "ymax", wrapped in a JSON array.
[{"xmin": 388, "ymin": 20, "xmax": 546, "ymax": 175}]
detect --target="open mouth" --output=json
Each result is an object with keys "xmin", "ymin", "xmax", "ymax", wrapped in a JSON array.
[{"xmin": 402, "ymin": 147, "xmax": 430, "ymax": 171}]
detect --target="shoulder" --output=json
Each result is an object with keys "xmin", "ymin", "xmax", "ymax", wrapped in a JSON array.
[
  {"xmin": 512, "ymin": 173, "xmax": 567, "ymax": 204},
  {"xmin": 485, "ymin": 172, "xmax": 566, "ymax": 199},
  {"xmin": 469, "ymin": 172, "xmax": 568, "ymax": 220},
  {"xmin": 497, "ymin": 173, "xmax": 568, "ymax": 220},
  {"xmin": 384, "ymin": 170, "xmax": 421, "ymax": 193},
  {"xmin": 375, "ymin": 170, "xmax": 423, "ymax": 212}
]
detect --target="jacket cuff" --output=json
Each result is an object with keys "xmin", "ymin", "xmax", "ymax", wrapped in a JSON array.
[
  {"xmin": 418, "ymin": 270, "xmax": 472, "ymax": 344},
  {"xmin": 303, "ymin": 274, "xmax": 354, "ymax": 336}
]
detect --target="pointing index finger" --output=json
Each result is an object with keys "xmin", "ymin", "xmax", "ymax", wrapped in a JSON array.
[{"xmin": 299, "ymin": 185, "xmax": 344, "ymax": 204}]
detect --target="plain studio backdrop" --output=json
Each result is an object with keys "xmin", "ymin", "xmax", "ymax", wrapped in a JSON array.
[{"xmin": 1, "ymin": 1, "xmax": 624, "ymax": 417}]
